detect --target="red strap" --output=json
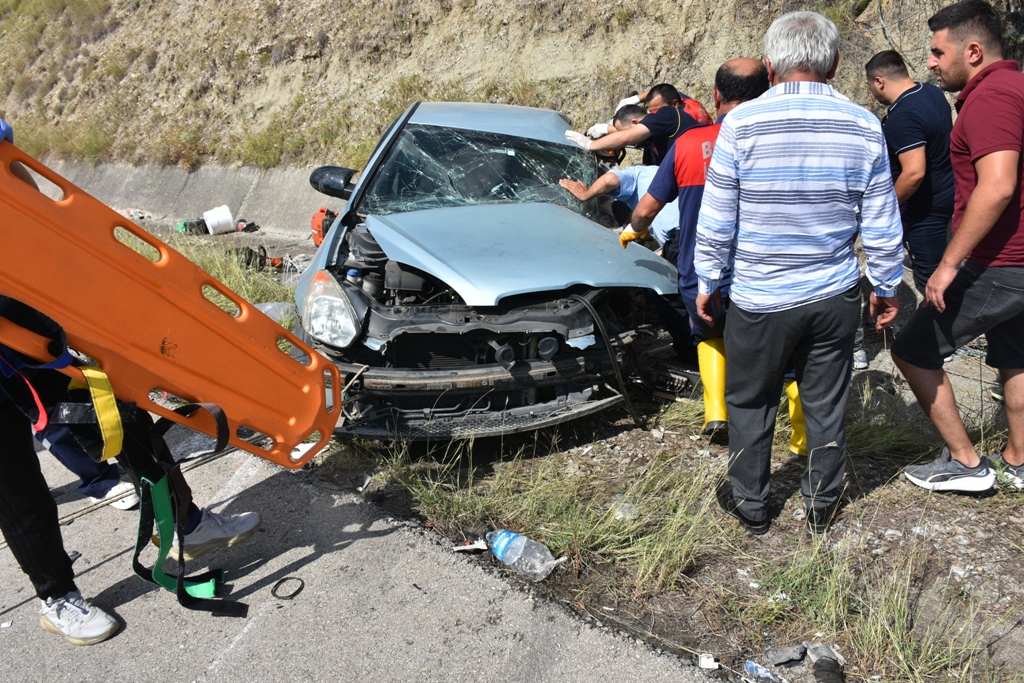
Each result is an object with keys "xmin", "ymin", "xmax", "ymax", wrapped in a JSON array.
[{"xmin": 0, "ymin": 356, "xmax": 49, "ymax": 432}]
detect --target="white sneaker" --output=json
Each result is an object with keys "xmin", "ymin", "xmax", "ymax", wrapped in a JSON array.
[
  {"xmin": 89, "ymin": 481, "xmax": 140, "ymax": 511},
  {"xmin": 852, "ymin": 348, "xmax": 869, "ymax": 370},
  {"xmin": 39, "ymin": 591, "xmax": 119, "ymax": 646},
  {"xmin": 168, "ymin": 509, "xmax": 261, "ymax": 561}
]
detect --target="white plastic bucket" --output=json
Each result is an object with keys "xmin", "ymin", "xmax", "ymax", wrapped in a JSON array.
[{"xmin": 203, "ymin": 205, "xmax": 235, "ymax": 235}]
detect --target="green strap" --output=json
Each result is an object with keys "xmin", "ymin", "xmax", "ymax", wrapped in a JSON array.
[{"xmin": 144, "ymin": 475, "xmax": 219, "ymax": 599}]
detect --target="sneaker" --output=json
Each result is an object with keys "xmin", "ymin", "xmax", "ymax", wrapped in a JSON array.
[
  {"xmin": 715, "ymin": 480, "xmax": 769, "ymax": 535},
  {"xmin": 168, "ymin": 508, "xmax": 261, "ymax": 561},
  {"xmin": 990, "ymin": 380, "xmax": 1005, "ymax": 402},
  {"xmin": 852, "ymin": 348, "xmax": 869, "ymax": 371},
  {"xmin": 904, "ymin": 447, "xmax": 995, "ymax": 492},
  {"xmin": 990, "ymin": 453, "xmax": 1024, "ymax": 489},
  {"xmin": 89, "ymin": 481, "xmax": 139, "ymax": 511},
  {"xmin": 39, "ymin": 591, "xmax": 119, "ymax": 646}
]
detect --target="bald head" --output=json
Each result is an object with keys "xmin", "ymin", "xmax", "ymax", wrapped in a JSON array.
[{"xmin": 715, "ymin": 58, "xmax": 771, "ymax": 104}]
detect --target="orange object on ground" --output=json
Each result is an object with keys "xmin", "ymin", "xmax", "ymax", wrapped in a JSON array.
[{"xmin": 0, "ymin": 141, "xmax": 340, "ymax": 468}]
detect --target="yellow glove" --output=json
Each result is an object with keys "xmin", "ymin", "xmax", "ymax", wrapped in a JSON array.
[{"xmin": 619, "ymin": 225, "xmax": 649, "ymax": 249}]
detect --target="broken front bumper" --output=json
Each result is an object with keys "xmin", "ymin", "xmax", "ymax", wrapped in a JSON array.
[{"xmin": 330, "ymin": 349, "xmax": 622, "ymax": 440}]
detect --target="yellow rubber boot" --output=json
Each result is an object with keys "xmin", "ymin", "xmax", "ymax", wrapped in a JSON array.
[
  {"xmin": 697, "ymin": 338, "xmax": 727, "ymax": 434},
  {"xmin": 785, "ymin": 380, "xmax": 807, "ymax": 457}
]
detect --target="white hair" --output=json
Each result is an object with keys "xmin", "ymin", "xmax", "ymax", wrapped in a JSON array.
[{"xmin": 763, "ymin": 11, "xmax": 839, "ymax": 80}]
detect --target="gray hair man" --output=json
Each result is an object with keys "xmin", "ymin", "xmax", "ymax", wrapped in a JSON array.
[{"xmin": 693, "ymin": 12, "xmax": 904, "ymax": 535}]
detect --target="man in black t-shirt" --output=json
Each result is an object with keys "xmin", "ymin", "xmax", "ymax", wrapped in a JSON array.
[
  {"xmin": 565, "ymin": 84, "xmax": 712, "ymax": 166},
  {"xmin": 866, "ymin": 50, "xmax": 955, "ymax": 291}
]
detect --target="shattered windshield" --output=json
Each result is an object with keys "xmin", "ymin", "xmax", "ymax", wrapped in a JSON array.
[{"xmin": 357, "ymin": 124, "xmax": 600, "ymax": 220}]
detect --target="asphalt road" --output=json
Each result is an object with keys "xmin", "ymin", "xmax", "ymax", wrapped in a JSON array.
[{"xmin": 0, "ymin": 430, "xmax": 712, "ymax": 683}]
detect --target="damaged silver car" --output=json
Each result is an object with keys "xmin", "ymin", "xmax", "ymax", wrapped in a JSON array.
[{"xmin": 294, "ymin": 102, "xmax": 677, "ymax": 440}]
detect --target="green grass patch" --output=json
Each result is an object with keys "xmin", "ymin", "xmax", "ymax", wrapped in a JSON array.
[{"xmin": 168, "ymin": 235, "xmax": 296, "ymax": 305}]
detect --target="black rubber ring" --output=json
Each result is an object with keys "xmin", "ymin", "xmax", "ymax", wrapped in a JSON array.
[{"xmin": 271, "ymin": 577, "xmax": 304, "ymax": 600}]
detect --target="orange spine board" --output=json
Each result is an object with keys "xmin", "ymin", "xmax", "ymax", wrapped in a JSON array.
[{"xmin": 0, "ymin": 142, "xmax": 340, "ymax": 468}]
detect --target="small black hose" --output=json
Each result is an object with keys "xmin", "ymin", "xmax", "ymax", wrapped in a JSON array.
[{"xmin": 570, "ymin": 294, "xmax": 644, "ymax": 428}]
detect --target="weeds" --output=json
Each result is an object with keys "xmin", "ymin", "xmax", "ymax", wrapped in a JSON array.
[{"xmin": 167, "ymin": 235, "xmax": 296, "ymax": 305}]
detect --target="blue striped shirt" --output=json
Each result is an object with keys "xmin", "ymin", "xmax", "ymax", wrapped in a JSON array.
[{"xmin": 694, "ymin": 81, "xmax": 903, "ymax": 313}]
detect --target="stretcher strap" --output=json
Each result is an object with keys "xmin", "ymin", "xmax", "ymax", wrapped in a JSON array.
[
  {"xmin": 133, "ymin": 473, "xmax": 248, "ymax": 617},
  {"xmin": 78, "ymin": 366, "xmax": 122, "ymax": 461}
]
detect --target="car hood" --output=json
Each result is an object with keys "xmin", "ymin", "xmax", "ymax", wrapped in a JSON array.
[{"xmin": 364, "ymin": 203, "xmax": 678, "ymax": 306}]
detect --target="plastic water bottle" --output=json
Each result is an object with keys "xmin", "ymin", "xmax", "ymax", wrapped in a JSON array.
[{"xmin": 485, "ymin": 530, "xmax": 566, "ymax": 582}]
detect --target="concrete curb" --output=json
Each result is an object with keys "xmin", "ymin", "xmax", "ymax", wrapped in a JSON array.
[{"xmin": 44, "ymin": 160, "xmax": 344, "ymax": 238}]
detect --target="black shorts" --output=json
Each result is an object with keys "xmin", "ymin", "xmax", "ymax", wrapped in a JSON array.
[{"xmin": 892, "ymin": 260, "xmax": 1024, "ymax": 371}]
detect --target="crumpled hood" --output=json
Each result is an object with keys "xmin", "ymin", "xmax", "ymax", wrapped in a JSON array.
[{"xmin": 364, "ymin": 203, "xmax": 678, "ymax": 306}]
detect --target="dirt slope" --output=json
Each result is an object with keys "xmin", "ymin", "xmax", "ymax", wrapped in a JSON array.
[{"xmin": 0, "ymin": 0, "xmax": 945, "ymax": 171}]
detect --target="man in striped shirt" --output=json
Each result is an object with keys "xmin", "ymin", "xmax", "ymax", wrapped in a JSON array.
[{"xmin": 693, "ymin": 12, "xmax": 904, "ymax": 535}]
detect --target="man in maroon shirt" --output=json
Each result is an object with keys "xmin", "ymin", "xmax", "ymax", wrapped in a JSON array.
[{"xmin": 892, "ymin": 0, "xmax": 1024, "ymax": 492}]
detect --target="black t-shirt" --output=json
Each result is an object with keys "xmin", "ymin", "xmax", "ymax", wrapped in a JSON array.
[
  {"xmin": 883, "ymin": 82, "xmax": 955, "ymax": 220},
  {"xmin": 640, "ymin": 107, "xmax": 700, "ymax": 166}
]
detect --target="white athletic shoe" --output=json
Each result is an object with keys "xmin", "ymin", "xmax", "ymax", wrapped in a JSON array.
[
  {"xmin": 168, "ymin": 509, "xmax": 261, "ymax": 561},
  {"xmin": 89, "ymin": 481, "xmax": 140, "ymax": 511},
  {"xmin": 852, "ymin": 348, "xmax": 869, "ymax": 370},
  {"xmin": 39, "ymin": 591, "xmax": 119, "ymax": 646}
]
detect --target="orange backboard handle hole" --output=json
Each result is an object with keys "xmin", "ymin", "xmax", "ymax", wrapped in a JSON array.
[
  {"xmin": 277, "ymin": 336, "xmax": 312, "ymax": 366},
  {"xmin": 113, "ymin": 226, "xmax": 162, "ymax": 262},
  {"xmin": 202, "ymin": 283, "xmax": 242, "ymax": 318}
]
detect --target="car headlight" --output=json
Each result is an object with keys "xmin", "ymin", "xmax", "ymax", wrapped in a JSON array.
[{"xmin": 303, "ymin": 270, "xmax": 366, "ymax": 348}]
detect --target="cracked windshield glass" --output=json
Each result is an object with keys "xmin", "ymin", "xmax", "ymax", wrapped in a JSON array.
[{"xmin": 357, "ymin": 124, "xmax": 600, "ymax": 220}]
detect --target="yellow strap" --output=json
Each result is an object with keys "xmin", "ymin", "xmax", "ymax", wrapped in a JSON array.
[{"xmin": 79, "ymin": 366, "xmax": 123, "ymax": 461}]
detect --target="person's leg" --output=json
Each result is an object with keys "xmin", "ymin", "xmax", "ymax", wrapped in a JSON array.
[
  {"xmin": 789, "ymin": 286, "xmax": 860, "ymax": 516},
  {"xmin": 0, "ymin": 400, "xmax": 77, "ymax": 600},
  {"xmin": 38, "ymin": 423, "xmax": 122, "ymax": 499},
  {"xmin": 722, "ymin": 303, "xmax": 794, "ymax": 525},
  {"xmin": 903, "ymin": 211, "xmax": 952, "ymax": 294},
  {"xmin": 1001, "ymin": 368, "xmax": 1024, "ymax": 467},
  {"xmin": 892, "ymin": 263, "xmax": 1024, "ymax": 490},
  {"xmin": 683, "ymin": 295, "xmax": 728, "ymax": 433}
]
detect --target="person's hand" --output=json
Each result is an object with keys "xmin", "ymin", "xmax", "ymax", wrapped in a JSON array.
[
  {"xmin": 696, "ymin": 289, "xmax": 722, "ymax": 325},
  {"xmin": 924, "ymin": 262, "xmax": 958, "ymax": 312},
  {"xmin": 615, "ymin": 94, "xmax": 641, "ymax": 112},
  {"xmin": 869, "ymin": 293, "xmax": 900, "ymax": 332},
  {"xmin": 618, "ymin": 224, "xmax": 649, "ymax": 249},
  {"xmin": 586, "ymin": 123, "xmax": 610, "ymax": 139},
  {"xmin": 564, "ymin": 131, "xmax": 593, "ymax": 150},
  {"xmin": 559, "ymin": 178, "xmax": 589, "ymax": 201}
]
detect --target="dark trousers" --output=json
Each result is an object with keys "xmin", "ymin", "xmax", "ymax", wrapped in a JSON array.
[
  {"xmin": 0, "ymin": 399, "xmax": 77, "ymax": 600},
  {"xmin": 39, "ymin": 423, "xmax": 121, "ymax": 499},
  {"xmin": 904, "ymin": 209, "xmax": 951, "ymax": 293},
  {"xmin": 724, "ymin": 286, "xmax": 860, "ymax": 521}
]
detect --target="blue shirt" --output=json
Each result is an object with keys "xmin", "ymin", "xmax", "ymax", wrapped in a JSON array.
[
  {"xmin": 640, "ymin": 107, "xmax": 702, "ymax": 166},
  {"xmin": 608, "ymin": 165, "xmax": 679, "ymax": 245},
  {"xmin": 694, "ymin": 81, "xmax": 903, "ymax": 313},
  {"xmin": 883, "ymin": 82, "xmax": 955, "ymax": 220}
]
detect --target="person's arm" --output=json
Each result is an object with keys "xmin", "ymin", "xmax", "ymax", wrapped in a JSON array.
[
  {"xmin": 925, "ymin": 149, "xmax": 1019, "ymax": 311},
  {"xmin": 860, "ymin": 138, "xmax": 904, "ymax": 330},
  {"xmin": 631, "ymin": 193, "xmax": 666, "ymax": 235},
  {"xmin": 693, "ymin": 121, "xmax": 740, "ymax": 324},
  {"xmin": 559, "ymin": 172, "xmax": 621, "ymax": 202},
  {"xmin": 567, "ymin": 124, "xmax": 651, "ymax": 152},
  {"xmin": 893, "ymin": 146, "xmax": 926, "ymax": 204}
]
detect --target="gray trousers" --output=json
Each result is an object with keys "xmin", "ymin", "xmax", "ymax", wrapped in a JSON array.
[{"xmin": 724, "ymin": 285, "xmax": 860, "ymax": 521}]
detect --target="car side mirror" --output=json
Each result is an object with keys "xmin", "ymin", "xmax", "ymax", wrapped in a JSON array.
[{"xmin": 310, "ymin": 166, "xmax": 358, "ymax": 200}]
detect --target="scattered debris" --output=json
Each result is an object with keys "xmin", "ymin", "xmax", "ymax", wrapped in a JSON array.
[
  {"xmin": 745, "ymin": 660, "xmax": 789, "ymax": 683},
  {"xmin": 651, "ymin": 427, "xmax": 664, "ymax": 443},
  {"xmin": 767, "ymin": 644, "xmax": 806, "ymax": 667},
  {"xmin": 453, "ymin": 539, "xmax": 488, "ymax": 552},
  {"xmin": 204, "ymin": 204, "xmax": 235, "ymax": 234},
  {"xmin": 0, "ymin": 621, "xmax": 11, "ymax": 629},
  {"xmin": 235, "ymin": 218, "xmax": 260, "ymax": 233},
  {"xmin": 698, "ymin": 653, "xmax": 720, "ymax": 670},
  {"xmin": 610, "ymin": 494, "xmax": 638, "ymax": 521},
  {"xmin": 174, "ymin": 217, "xmax": 208, "ymax": 234},
  {"xmin": 803, "ymin": 642, "xmax": 846, "ymax": 667},
  {"xmin": 486, "ymin": 529, "xmax": 567, "ymax": 582},
  {"xmin": 270, "ymin": 576, "xmax": 304, "ymax": 600}
]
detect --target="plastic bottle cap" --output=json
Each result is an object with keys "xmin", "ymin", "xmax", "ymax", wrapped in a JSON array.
[{"xmin": 347, "ymin": 269, "xmax": 359, "ymax": 276}]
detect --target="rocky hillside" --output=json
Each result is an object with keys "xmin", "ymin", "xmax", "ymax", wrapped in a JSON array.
[{"xmin": 0, "ymin": 0, "xmax": 952, "ymax": 171}]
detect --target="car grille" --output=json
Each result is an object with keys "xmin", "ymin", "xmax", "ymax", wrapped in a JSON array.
[
  {"xmin": 388, "ymin": 391, "xmax": 527, "ymax": 412},
  {"xmin": 389, "ymin": 332, "xmax": 530, "ymax": 369}
]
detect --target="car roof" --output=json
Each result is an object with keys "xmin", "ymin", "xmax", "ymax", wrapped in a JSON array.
[{"xmin": 408, "ymin": 102, "xmax": 574, "ymax": 147}]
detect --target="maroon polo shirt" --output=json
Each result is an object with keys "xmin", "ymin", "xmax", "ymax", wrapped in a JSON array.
[{"xmin": 951, "ymin": 60, "xmax": 1024, "ymax": 267}]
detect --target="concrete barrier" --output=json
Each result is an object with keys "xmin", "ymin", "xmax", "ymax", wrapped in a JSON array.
[{"xmin": 44, "ymin": 160, "xmax": 345, "ymax": 238}]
